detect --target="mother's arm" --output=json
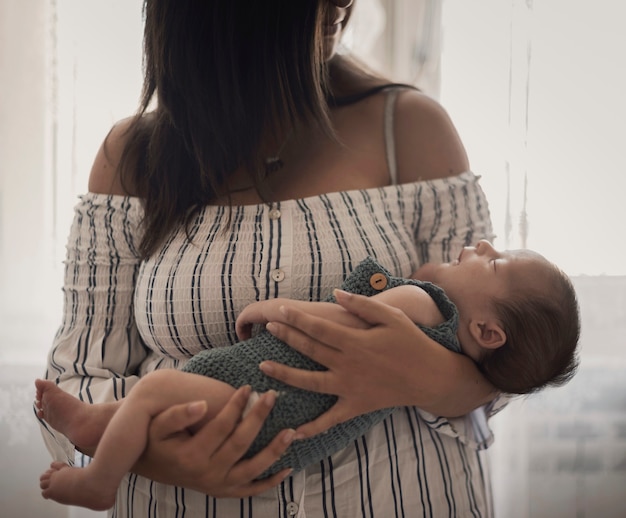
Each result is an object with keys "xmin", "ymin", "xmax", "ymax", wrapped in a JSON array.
[
  {"xmin": 261, "ymin": 289, "xmax": 498, "ymax": 438},
  {"xmin": 40, "ymin": 120, "xmax": 292, "ymax": 496}
]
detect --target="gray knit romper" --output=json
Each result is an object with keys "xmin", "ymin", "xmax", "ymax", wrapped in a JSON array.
[{"xmin": 182, "ymin": 256, "xmax": 460, "ymax": 477}]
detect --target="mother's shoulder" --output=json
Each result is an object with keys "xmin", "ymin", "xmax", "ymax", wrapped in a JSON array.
[
  {"xmin": 88, "ymin": 114, "xmax": 153, "ymax": 196},
  {"xmin": 393, "ymin": 89, "xmax": 470, "ymax": 184}
]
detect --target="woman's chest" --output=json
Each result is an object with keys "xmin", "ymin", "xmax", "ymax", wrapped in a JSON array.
[{"xmin": 134, "ymin": 191, "xmax": 420, "ymax": 357}]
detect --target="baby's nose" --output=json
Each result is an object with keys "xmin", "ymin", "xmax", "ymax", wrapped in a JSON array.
[{"xmin": 475, "ymin": 240, "xmax": 495, "ymax": 255}]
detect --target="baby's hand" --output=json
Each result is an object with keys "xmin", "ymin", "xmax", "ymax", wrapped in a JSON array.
[{"xmin": 235, "ymin": 299, "xmax": 288, "ymax": 340}]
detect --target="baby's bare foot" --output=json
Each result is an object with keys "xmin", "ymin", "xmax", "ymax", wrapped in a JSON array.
[
  {"xmin": 40, "ymin": 461, "xmax": 116, "ymax": 511},
  {"xmin": 35, "ymin": 379, "xmax": 103, "ymax": 451}
]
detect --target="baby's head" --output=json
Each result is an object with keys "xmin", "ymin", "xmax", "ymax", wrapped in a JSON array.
[{"xmin": 415, "ymin": 240, "xmax": 580, "ymax": 394}]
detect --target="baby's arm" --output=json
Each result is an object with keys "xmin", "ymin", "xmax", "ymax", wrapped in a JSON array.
[
  {"xmin": 236, "ymin": 298, "xmax": 371, "ymax": 340},
  {"xmin": 367, "ymin": 285, "xmax": 445, "ymax": 328},
  {"xmin": 236, "ymin": 286, "xmax": 443, "ymax": 341}
]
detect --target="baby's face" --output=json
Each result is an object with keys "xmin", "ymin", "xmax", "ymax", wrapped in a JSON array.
[{"xmin": 414, "ymin": 241, "xmax": 552, "ymax": 310}]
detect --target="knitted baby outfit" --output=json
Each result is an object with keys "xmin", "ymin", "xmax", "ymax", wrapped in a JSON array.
[{"xmin": 182, "ymin": 257, "xmax": 460, "ymax": 477}]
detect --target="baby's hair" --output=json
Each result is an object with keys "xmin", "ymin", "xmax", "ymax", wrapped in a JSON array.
[{"xmin": 478, "ymin": 264, "xmax": 580, "ymax": 395}]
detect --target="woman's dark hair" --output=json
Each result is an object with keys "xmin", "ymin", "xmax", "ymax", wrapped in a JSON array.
[
  {"xmin": 118, "ymin": 0, "xmax": 339, "ymax": 257},
  {"xmin": 479, "ymin": 265, "xmax": 580, "ymax": 395}
]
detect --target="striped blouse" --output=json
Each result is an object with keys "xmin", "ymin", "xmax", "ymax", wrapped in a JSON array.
[{"xmin": 41, "ymin": 171, "xmax": 502, "ymax": 517}]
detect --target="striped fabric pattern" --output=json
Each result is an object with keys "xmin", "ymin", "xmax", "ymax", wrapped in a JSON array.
[{"xmin": 42, "ymin": 171, "xmax": 500, "ymax": 517}]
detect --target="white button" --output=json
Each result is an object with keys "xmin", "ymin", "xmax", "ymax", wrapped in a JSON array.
[
  {"xmin": 286, "ymin": 501, "xmax": 299, "ymax": 516},
  {"xmin": 271, "ymin": 268, "xmax": 285, "ymax": 282},
  {"xmin": 268, "ymin": 208, "xmax": 281, "ymax": 220}
]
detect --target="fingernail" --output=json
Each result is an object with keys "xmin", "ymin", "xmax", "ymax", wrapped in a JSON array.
[
  {"xmin": 266, "ymin": 322, "xmax": 277, "ymax": 334},
  {"xmin": 187, "ymin": 401, "xmax": 207, "ymax": 416},
  {"xmin": 259, "ymin": 361, "xmax": 274, "ymax": 375},
  {"xmin": 263, "ymin": 390, "xmax": 277, "ymax": 407},
  {"xmin": 283, "ymin": 429, "xmax": 296, "ymax": 444},
  {"xmin": 334, "ymin": 288, "xmax": 351, "ymax": 300}
]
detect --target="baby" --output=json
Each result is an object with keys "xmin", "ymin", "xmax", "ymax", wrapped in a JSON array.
[{"xmin": 36, "ymin": 240, "xmax": 580, "ymax": 510}]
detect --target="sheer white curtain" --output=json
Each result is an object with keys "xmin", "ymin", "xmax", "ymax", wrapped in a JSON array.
[
  {"xmin": 1, "ymin": 2, "xmax": 142, "ymax": 516},
  {"xmin": 440, "ymin": 1, "xmax": 626, "ymax": 517},
  {"xmin": 440, "ymin": 0, "xmax": 626, "ymax": 274},
  {"xmin": 0, "ymin": 0, "xmax": 144, "ymax": 365}
]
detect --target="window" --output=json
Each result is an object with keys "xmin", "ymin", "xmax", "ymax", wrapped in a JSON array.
[{"xmin": 440, "ymin": 2, "xmax": 626, "ymax": 516}]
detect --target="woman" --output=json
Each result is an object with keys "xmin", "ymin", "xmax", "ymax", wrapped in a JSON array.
[{"xmin": 39, "ymin": 0, "xmax": 500, "ymax": 515}]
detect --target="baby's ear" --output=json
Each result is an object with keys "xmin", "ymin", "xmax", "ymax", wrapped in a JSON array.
[{"xmin": 469, "ymin": 319, "xmax": 506, "ymax": 350}]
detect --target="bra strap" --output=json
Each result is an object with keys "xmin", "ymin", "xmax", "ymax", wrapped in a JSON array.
[{"xmin": 384, "ymin": 88, "xmax": 400, "ymax": 186}]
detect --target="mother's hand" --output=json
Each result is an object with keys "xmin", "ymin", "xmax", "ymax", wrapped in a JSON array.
[
  {"xmin": 261, "ymin": 290, "xmax": 494, "ymax": 438},
  {"xmin": 133, "ymin": 386, "xmax": 294, "ymax": 497}
]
